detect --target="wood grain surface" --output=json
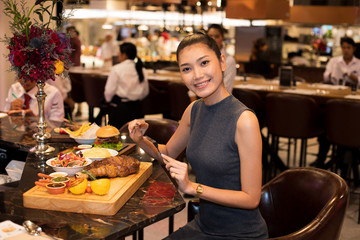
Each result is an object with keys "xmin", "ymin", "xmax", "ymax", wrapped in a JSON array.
[{"xmin": 23, "ymin": 162, "xmax": 152, "ymax": 215}]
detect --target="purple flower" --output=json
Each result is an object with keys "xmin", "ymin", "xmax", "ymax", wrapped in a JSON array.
[
  {"xmin": 30, "ymin": 37, "xmax": 42, "ymax": 48},
  {"xmin": 35, "ymin": 0, "xmax": 45, "ymax": 5},
  {"xmin": 57, "ymin": 33, "xmax": 71, "ymax": 49}
]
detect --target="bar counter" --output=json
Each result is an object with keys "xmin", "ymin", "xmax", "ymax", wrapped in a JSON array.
[{"xmin": 0, "ymin": 115, "xmax": 185, "ymax": 239}]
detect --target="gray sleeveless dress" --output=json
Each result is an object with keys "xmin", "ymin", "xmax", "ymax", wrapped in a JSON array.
[{"xmin": 166, "ymin": 95, "xmax": 268, "ymax": 240}]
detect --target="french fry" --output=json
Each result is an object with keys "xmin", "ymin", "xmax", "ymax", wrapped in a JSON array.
[{"xmin": 65, "ymin": 122, "xmax": 93, "ymax": 137}]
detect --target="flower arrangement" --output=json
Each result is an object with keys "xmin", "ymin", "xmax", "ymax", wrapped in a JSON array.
[
  {"xmin": 311, "ymin": 38, "xmax": 327, "ymax": 54},
  {"xmin": 1, "ymin": 0, "xmax": 72, "ymax": 83}
]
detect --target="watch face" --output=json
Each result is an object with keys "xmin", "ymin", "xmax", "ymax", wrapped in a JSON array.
[{"xmin": 197, "ymin": 184, "xmax": 203, "ymax": 194}]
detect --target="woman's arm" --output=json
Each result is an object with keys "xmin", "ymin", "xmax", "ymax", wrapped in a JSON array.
[
  {"xmin": 165, "ymin": 110, "xmax": 263, "ymax": 209},
  {"xmin": 128, "ymin": 102, "xmax": 194, "ymax": 163},
  {"xmin": 104, "ymin": 70, "xmax": 117, "ymax": 102}
]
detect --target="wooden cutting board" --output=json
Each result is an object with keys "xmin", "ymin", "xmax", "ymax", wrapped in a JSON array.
[{"xmin": 23, "ymin": 162, "xmax": 152, "ymax": 215}]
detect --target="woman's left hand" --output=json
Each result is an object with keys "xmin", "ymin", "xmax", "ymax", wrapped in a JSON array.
[{"xmin": 162, "ymin": 154, "xmax": 193, "ymax": 195}]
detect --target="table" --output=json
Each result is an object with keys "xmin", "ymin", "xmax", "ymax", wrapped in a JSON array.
[
  {"xmin": 233, "ymin": 77, "xmax": 360, "ymax": 105},
  {"xmin": 0, "ymin": 115, "xmax": 185, "ymax": 240}
]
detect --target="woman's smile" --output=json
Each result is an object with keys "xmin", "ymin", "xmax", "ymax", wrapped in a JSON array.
[{"xmin": 194, "ymin": 79, "xmax": 211, "ymax": 89}]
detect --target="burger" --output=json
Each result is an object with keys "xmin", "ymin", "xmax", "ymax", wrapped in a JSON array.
[{"xmin": 93, "ymin": 125, "xmax": 122, "ymax": 151}]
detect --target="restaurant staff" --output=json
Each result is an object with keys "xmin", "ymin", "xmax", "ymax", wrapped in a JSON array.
[
  {"xmin": 104, "ymin": 42, "xmax": 149, "ymax": 129},
  {"xmin": 324, "ymin": 37, "xmax": 360, "ymax": 88},
  {"xmin": 3, "ymin": 79, "xmax": 64, "ymax": 122},
  {"xmin": 100, "ymin": 34, "xmax": 119, "ymax": 68}
]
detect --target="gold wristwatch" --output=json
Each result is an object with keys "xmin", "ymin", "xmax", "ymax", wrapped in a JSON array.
[{"xmin": 195, "ymin": 184, "xmax": 203, "ymax": 198}]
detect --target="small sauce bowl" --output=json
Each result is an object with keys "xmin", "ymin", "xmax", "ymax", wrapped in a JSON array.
[
  {"xmin": 77, "ymin": 145, "xmax": 92, "ymax": 150},
  {"xmin": 46, "ymin": 182, "xmax": 66, "ymax": 194},
  {"xmin": 51, "ymin": 176, "xmax": 70, "ymax": 187},
  {"xmin": 49, "ymin": 172, "xmax": 68, "ymax": 178}
]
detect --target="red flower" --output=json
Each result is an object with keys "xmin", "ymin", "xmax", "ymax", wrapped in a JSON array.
[
  {"xmin": 13, "ymin": 51, "xmax": 26, "ymax": 67},
  {"xmin": 51, "ymin": 33, "xmax": 61, "ymax": 46}
]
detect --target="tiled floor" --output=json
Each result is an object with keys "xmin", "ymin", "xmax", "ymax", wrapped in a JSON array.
[{"xmin": 75, "ymin": 104, "xmax": 360, "ymax": 240}]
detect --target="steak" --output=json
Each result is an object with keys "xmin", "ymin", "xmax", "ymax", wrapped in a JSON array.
[{"xmin": 84, "ymin": 155, "xmax": 140, "ymax": 178}]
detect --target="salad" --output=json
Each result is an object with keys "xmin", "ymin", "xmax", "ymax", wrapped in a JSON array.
[{"xmin": 50, "ymin": 151, "xmax": 88, "ymax": 168}]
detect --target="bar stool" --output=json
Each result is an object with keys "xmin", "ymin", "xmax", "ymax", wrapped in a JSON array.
[
  {"xmin": 69, "ymin": 72, "xmax": 85, "ymax": 117},
  {"xmin": 167, "ymin": 82, "xmax": 190, "ymax": 121},
  {"xmin": 232, "ymin": 88, "xmax": 271, "ymax": 181},
  {"xmin": 82, "ymin": 74, "xmax": 107, "ymax": 123},
  {"xmin": 265, "ymin": 93, "xmax": 325, "ymax": 171},
  {"xmin": 325, "ymin": 99, "xmax": 360, "ymax": 190},
  {"xmin": 232, "ymin": 88, "xmax": 265, "ymax": 128}
]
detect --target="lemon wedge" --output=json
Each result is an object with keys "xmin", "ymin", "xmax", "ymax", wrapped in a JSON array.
[
  {"xmin": 68, "ymin": 178, "xmax": 88, "ymax": 195},
  {"xmin": 90, "ymin": 179, "xmax": 111, "ymax": 195}
]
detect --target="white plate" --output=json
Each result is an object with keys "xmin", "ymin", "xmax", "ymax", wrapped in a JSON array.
[
  {"xmin": 46, "ymin": 158, "xmax": 92, "ymax": 176},
  {"xmin": 80, "ymin": 148, "xmax": 118, "ymax": 161},
  {"xmin": 0, "ymin": 113, "xmax": 8, "ymax": 118},
  {"xmin": 0, "ymin": 220, "xmax": 25, "ymax": 239}
]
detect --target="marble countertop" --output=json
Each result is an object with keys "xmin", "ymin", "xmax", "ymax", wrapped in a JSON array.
[{"xmin": 0, "ymin": 116, "xmax": 185, "ymax": 239}]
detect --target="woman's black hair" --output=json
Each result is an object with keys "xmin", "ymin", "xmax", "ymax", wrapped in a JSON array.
[
  {"xmin": 340, "ymin": 37, "xmax": 355, "ymax": 47},
  {"xmin": 176, "ymin": 32, "xmax": 221, "ymax": 62},
  {"xmin": 208, "ymin": 24, "xmax": 224, "ymax": 38},
  {"xmin": 119, "ymin": 42, "xmax": 144, "ymax": 83}
]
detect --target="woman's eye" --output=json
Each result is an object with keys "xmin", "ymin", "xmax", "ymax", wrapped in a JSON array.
[
  {"xmin": 181, "ymin": 67, "xmax": 190, "ymax": 72},
  {"xmin": 201, "ymin": 60, "xmax": 209, "ymax": 66}
]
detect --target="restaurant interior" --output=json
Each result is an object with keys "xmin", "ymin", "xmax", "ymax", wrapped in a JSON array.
[{"xmin": 1, "ymin": 0, "xmax": 360, "ymax": 239}]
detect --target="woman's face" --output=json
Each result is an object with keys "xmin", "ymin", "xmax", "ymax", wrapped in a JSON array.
[
  {"xmin": 119, "ymin": 51, "xmax": 127, "ymax": 63},
  {"xmin": 207, "ymin": 28, "xmax": 223, "ymax": 50},
  {"xmin": 178, "ymin": 42, "xmax": 226, "ymax": 103}
]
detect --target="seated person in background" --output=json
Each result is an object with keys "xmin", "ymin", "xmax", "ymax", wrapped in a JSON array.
[
  {"xmin": 323, "ymin": 37, "xmax": 360, "ymax": 88},
  {"xmin": 311, "ymin": 37, "xmax": 360, "ymax": 169},
  {"xmin": 249, "ymin": 38, "xmax": 272, "ymax": 78},
  {"xmin": 207, "ymin": 24, "xmax": 236, "ymax": 94},
  {"xmin": 103, "ymin": 42, "xmax": 149, "ymax": 129},
  {"xmin": 128, "ymin": 33, "xmax": 268, "ymax": 239},
  {"xmin": 47, "ymin": 75, "xmax": 75, "ymax": 119},
  {"xmin": 4, "ymin": 79, "xmax": 64, "ymax": 122}
]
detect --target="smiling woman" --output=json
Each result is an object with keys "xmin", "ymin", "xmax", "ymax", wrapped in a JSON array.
[{"xmin": 127, "ymin": 33, "xmax": 268, "ymax": 239}]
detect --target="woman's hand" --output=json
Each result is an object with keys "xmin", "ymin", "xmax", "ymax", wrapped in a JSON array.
[
  {"xmin": 162, "ymin": 154, "xmax": 194, "ymax": 195},
  {"xmin": 128, "ymin": 119, "xmax": 148, "ymax": 143}
]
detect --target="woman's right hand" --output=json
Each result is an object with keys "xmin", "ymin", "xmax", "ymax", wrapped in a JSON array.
[{"xmin": 128, "ymin": 119, "xmax": 149, "ymax": 143}]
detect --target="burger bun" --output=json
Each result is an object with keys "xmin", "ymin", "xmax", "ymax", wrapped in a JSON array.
[{"xmin": 96, "ymin": 125, "xmax": 120, "ymax": 138}]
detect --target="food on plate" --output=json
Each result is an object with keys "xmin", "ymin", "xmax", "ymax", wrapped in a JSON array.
[
  {"xmin": 65, "ymin": 122, "xmax": 93, "ymax": 137},
  {"xmin": 82, "ymin": 148, "xmax": 111, "ymax": 158},
  {"xmin": 77, "ymin": 144, "xmax": 92, "ymax": 150},
  {"xmin": 93, "ymin": 125, "xmax": 122, "ymax": 151},
  {"xmin": 90, "ymin": 179, "xmax": 111, "ymax": 195},
  {"xmin": 49, "ymin": 172, "xmax": 68, "ymax": 178},
  {"xmin": 54, "ymin": 127, "xmax": 68, "ymax": 134},
  {"xmin": 51, "ymin": 176, "xmax": 70, "ymax": 186},
  {"xmin": 68, "ymin": 178, "xmax": 88, "ymax": 195},
  {"xmin": 2, "ymin": 227, "xmax": 16, "ymax": 232},
  {"xmin": 50, "ymin": 151, "xmax": 87, "ymax": 168},
  {"xmin": 84, "ymin": 155, "xmax": 139, "ymax": 178}
]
